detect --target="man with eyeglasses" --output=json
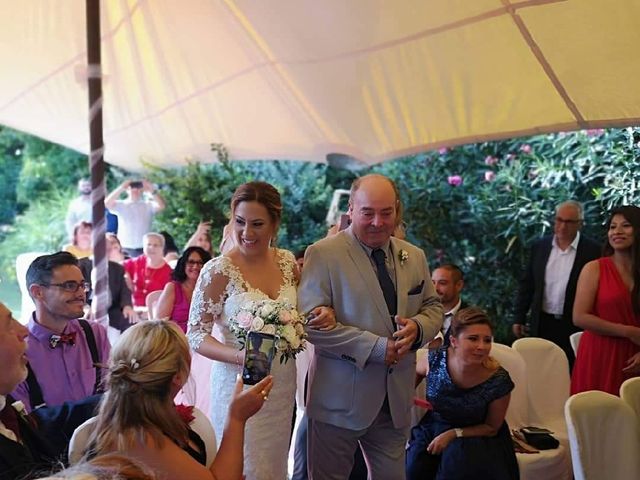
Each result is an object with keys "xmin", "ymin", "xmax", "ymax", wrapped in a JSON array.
[
  {"xmin": 11, "ymin": 252, "xmax": 110, "ymax": 412},
  {"xmin": 513, "ymin": 200, "xmax": 600, "ymax": 368}
]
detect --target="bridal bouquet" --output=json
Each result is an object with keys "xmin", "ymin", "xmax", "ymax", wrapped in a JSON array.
[{"xmin": 229, "ymin": 299, "xmax": 307, "ymax": 363}]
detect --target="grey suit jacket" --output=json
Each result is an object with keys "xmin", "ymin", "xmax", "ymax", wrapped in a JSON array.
[{"xmin": 298, "ymin": 228, "xmax": 442, "ymax": 430}]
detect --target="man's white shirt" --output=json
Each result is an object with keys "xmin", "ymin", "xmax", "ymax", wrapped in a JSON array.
[{"xmin": 542, "ymin": 232, "xmax": 580, "ymax": 315}]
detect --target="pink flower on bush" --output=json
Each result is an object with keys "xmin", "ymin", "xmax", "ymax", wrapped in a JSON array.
[
  {"xmin": 447, "ymin": 175, "xmax": 462, "ymax": 186},
  {"xmin": 484, "ymin": 171, "xmax": 496, "ymax": 182},
  {"xmin": 484, "ymin": 155, "xmax": 498, "ymax": 166},
  {"xmin": 520, "ymin": 144, "xmax": 532, "ymax": 154},
  {"xmin": 585, "ymin": 129, "xmax": 605, "ymax": 137},
  {"xmin": 438, "ymin": 147, "xmax": 449, "ymax": 155},
  {"xmin": 236, "ymin": 311, "xmax": 253, "ymax": 329}
]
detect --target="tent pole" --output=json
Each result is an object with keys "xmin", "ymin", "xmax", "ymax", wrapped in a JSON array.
[{"xmin": 86, "ymin": 0, "xmax": 109, "ymax": 329}]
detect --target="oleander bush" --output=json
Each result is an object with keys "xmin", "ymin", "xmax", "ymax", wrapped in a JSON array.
[{"xmin": 1, "ymin": 126, "xmax": 639, "ymax": 340}]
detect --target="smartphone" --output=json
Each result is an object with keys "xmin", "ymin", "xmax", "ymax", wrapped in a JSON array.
[
  {"xmin": 338, "ymin": 213, "xmax": 351, "ymax": 231},
  {"xmin": 129, "ymin": 180, "xmax": 143, "ymax": 189},
  {"xmin": 242, "ymin": 331, "xmax": 276, "ymax": 385}
]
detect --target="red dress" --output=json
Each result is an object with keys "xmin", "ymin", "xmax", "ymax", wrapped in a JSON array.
[
  {"xmin": 123, "ymin": 255, "xmax": 172, "ymax": 307},
  {"xmin": 571, "ymin": 257, "xmax": 640, "ymax": 395}
]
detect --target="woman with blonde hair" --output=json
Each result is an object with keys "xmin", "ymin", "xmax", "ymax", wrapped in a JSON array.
[
  {"xmin": 406, "ymin": 307, "xmax": 518, "ymax": 479},
  {"xmin": 70, "ymin": 320, "xmax": 272, "ymax": 480}
]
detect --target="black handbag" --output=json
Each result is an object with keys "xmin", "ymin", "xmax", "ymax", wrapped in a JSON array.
[{"xmin": 521, "ymin": 430, "xmax": 559, "ymax": 450}]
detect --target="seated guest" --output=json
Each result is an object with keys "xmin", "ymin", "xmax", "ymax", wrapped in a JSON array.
[
  {"xmin": 64, "ymin": 221, "xmax": 93, "ymax": 259},
  {"xmin": 406, "ymin": 307, "xmax": 519, "ymax": 480},
  {"xmin": 106, "ymin": 233, "xmax": 127, "ymax": 264},
  {"xmin": 70, "ymin": 320, "xmax": 272, "ymax": 480},
  {"xmin": 12, "ymin": 252, "xmax": 110, "ymax": 412},
  {"xmin": 36, "ymin": 453, "xmax": 156, "ymax": 480},
  {"xmin": 156, "ymin": 247, "xmax": 212, "ymax": 333},
  {"xmin": 185, "ymin": 221, "xmax": 215, "ymax": 256},
  {"xmin": 161, "ymin": 231, "xmax": 181, "ymax": 266},
  {"xmin": 123, "ymin": 233, "xmax": 172, "ymax": 307},
  {"xmin": 78, "ymin": 257, "xmax": 137, "ymax": 333},
  {"xmin": 0, "ymin": 301, "xmax": 99, "ymax": 480}
]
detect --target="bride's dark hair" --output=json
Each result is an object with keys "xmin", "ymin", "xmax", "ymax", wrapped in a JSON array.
[{"xmin": 231, "ymin": 181, "xmax": 282, "ymax": 224}]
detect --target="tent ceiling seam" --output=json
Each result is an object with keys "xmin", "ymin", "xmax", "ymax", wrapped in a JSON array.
[{"xmin": 502, "ymin": 0, "xmax": 586, "ymax": 128}]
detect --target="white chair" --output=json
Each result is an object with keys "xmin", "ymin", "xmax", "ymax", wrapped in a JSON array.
[
  {"xmin": 565, "ymin": 390, "xmax": 640, "ymax": 480},
  {"xmin": 490, "ymin": 343, "xmax": 571, "ymax": 480},
  {"xmin": 145, "ymin": 290, "xmax": 162, "ymax": 319},
  {"xmin": 569, "ymin": 332, "xmax": 583, "ymax": 357},
  {"xmin": 620, "ymin": 376, "xmax": 640, "ymax": 421},
  {"xmin": 411, "ymin": 347, "xmax": 429, "ymax": 427}
]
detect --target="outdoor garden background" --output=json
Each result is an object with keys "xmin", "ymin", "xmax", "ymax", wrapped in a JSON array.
[{"xmin": 1, "ymin": 126, "xmax": 638, "ymax": 341}]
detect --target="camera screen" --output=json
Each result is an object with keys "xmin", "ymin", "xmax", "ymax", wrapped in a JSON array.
[{"xmin": 242, "ymin": 331, "xmax": 275, "ymax": 385}]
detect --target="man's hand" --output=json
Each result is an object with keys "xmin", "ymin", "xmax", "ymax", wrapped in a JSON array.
[
  {"xmin": 512, "ymin": 324, "xmax": 527, "ymax": 338},
  {"xmin": 385, "ymin": 338, "xmax": 400, "ymax": 366},
  {"xmin": 306, "ymin": 306, "xmax": 336, "ymax": 331},
  {"xmin": 123, "ymin": 306, "xmax": 139, "ymax": 324},
  {"xmin": 394, "ymin": 316, "xmax": 419, "ymax": 356}
]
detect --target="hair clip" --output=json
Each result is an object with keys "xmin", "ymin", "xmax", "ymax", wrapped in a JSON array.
[{"xmin": 130, "ymin": 358, "xmax": 140, "ymax": 370}]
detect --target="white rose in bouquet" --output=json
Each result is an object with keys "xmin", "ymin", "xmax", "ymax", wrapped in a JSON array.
[
  {"xmin": 251, "ymin": 316, "xmax": 265, "ymax": 331},
  {"xmin": 260, "ymin": 303, "xmax": 275, "ymax": 317},
  {"xmin": 261, "ymin": 324, "xmax": 277, "ymax": 335},
  {"xmin": 282, "ymin": 324, "xmax": 300, "ymax": 349}
]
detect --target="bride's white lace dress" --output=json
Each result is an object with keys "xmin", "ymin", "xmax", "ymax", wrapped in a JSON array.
[{"xmin": 188, "ymin": 249, "xmax": 297, "ymax": 480}]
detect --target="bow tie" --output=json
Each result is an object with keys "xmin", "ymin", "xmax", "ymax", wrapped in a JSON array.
[{"xmin": 49, "ymin": 332, "xmax": 77, "ymax": 349}]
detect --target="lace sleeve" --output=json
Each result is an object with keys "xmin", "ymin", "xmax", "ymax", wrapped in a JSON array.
[
  {"xmin": 278, "ymin": 249, "xmax": 298, "ymax": 287},
  {"xmin": 187, "ymin": 257, "xmax": 229, "ymax": 350}
]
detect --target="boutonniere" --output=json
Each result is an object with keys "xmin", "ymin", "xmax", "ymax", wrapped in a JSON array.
[
  {"xmin": 398, "ymin": 249, "xmax": 409, "ymax": 266},
  {"xmin": 175, "ymin": 404, "xmax": 196, "ymax": 425},
  {"xmin": 11, "ymin": 400, "xmax": 27, "ymax": 417}
]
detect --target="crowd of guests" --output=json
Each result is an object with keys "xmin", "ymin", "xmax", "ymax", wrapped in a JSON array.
[{"xmin": 1, "ymin": 173, "xmax": 639, "ymax": 480}]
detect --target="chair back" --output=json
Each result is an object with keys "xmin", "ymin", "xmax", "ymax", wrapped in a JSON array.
[
  {"xmin": 490, "ymin": 343, "xmax": 529, "ymax": 429},
  {"xmin": 512, "ymin": 337, "xmax": 570, "ymax": 425},
  {"xmin": 145, "ymin": 290, "xmax": 162, "ymax": 319},
  {"xmin": 565, "ymin": 391, "xmax": 640, "ymax": 480},
  {"xmin": 569, "ymin": 331, "xmax": 583, "ymax": 356},
  {"xmin": 621, "ymin": 376, "xmax": 640, "ymax": 421}
]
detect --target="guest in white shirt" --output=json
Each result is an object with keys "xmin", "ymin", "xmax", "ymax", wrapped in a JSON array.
[
  {"xmin": 513, "ymin": 200, "xmax": 601, "ymax": 368},
  {"xmin": 427, "ymin": 264, "xmax": 465, "ymax": 349}
]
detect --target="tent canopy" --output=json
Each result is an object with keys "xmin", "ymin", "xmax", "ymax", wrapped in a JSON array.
[{"xmin": 1, "ymin": 0, "xmax": 639, "ymax": 171}]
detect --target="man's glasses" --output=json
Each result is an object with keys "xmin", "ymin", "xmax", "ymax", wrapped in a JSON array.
[
  {"xmin": 42, "ymin": 281, "xmax": 91, "ymax": 293},
  {"xmin": 186, "ymin": 260, "xmax": 205, "ymax": 267},
  {"xmin": 554, "ymin": 217, "xmax": 581, "ymax": 225}
]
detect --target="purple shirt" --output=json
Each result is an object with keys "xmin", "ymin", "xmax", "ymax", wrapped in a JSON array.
[{"xmin": 11, "ymin": 314, "xmax": 111, "ymax": 412}]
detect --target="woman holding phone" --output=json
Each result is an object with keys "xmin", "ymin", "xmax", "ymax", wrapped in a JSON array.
[{"xmin": 188, "ymin": 181, "xmax": 335, "ymax": 479}]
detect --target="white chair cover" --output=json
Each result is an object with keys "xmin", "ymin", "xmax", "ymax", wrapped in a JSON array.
[
  {"xmin": 569, "ymin": 332, "xmax": 583, "ymax": 357},
  {"xmin": 491, "ymin": 342, "xmax": 571, "ymax": 480},
  {"xmin": 411, "ymin": 347, "xmax": 429, "ymax": 427},
  {"xmin": 512, "ymin": 337, "xmax": 572, "ymax": 480},
  {"xmin": 565, "ymin": 391, "xmax": 640, "ymax": 480},
  {"xmin": 489, "ymin": 343, "xmax": 529, "ymax": 429},
  {"xmin": 620, "ymin": 376, "xmax": 640, "ymax": 421}
]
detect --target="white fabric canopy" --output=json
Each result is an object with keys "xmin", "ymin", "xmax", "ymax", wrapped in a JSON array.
[{"xmin": 1, "ymin": 0, "xmax": 639, "ymax": 171}]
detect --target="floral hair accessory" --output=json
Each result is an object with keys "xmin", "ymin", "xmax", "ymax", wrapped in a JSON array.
[
  {"xmin": 398, "ymin": 249, "xmax": 409, "ymax": 266},
  {"xmin": 130, "ymin": 358, "xmax": 140, "ymax": 370},
  {"xmin": 175, "ymin": 404, "xmax": 195, "ymax": 424}
]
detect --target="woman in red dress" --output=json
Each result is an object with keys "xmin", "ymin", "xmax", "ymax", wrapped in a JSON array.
[{"xmin": 571, "ymin": 206, "xmax": 640, "ymax": 395}]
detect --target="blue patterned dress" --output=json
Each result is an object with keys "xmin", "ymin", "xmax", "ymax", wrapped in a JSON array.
[{"xmin": 406, "ymin": 348, "xmax": 519, "ymax": 480}]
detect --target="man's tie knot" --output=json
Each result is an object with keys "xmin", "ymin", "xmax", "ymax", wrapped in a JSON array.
[
  {"xmin": 49, "ymin": 332, "xmax": 77, "ymax": 349},
  {"xmin": 371, "ymin": 248, "xmax": 386, "ymax": 266}
]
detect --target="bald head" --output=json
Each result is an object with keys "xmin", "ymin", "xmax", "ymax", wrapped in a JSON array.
[{"xmin": 348, "ymin": 174, "xmax": 400, "ymax": 248}]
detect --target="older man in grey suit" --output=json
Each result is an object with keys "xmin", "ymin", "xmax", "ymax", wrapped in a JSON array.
[{"xmin": 299, "ymin": 174, "xmax": 442, "ymax": 479}]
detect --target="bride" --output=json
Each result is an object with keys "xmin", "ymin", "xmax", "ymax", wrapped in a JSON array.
[{"xmin": 188, "ymin": 181, "xmax": 334, "ymax": 480}]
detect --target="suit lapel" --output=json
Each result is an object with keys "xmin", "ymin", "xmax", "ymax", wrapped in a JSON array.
[
  {"xmin": 344, "ymin": 233, "xmax": 395, "ymax": 334},
  {"xmin": 391, "ymin": 238, "xmax": 408, "ymax": 318}
]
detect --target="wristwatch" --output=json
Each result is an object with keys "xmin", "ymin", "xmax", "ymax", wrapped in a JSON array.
[{"xmin": 454, "ymin": 428, "xmax": 464, "ymax": 438}]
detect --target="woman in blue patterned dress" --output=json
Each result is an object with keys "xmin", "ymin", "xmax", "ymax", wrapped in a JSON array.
[{"xmin": 406, "ymin": 307, "xmax": 519, "ymax": 480}]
